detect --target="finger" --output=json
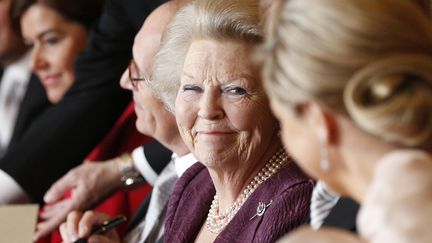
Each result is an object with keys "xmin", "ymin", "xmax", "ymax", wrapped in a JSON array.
[
  {"xmin": 66, "ymin": 211, "xmax": 82, "ymax": 242},
  {"xmin": 88, "ymin": 234, "xmax": 118, "ymax": 243},
  {"xmin": 78, "ymin": 211, "xmax": 110, "ymax": 238},
  {"xmin": 59, "ymin": 223, "xmax": 70, "ymax": 243},
  {"xmin": 34, "ymin": 220, "xmax": 60, "ymax": 241},
  {"xmin": 40, "ymin": 199, "xmax": 71, "ymax": 219},
  {"xmin": 44, "ymin": 172, "xmax": 77, "ymax": 203},
  {"xmin": 105, "ymin": 227, "xmax": 121, "ymax": 241},
  {"xmin": 34, "ymin": 204, "xmax": 72, "ymax": 241}
]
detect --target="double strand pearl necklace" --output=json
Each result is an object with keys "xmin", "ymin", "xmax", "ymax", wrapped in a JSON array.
[{"xmin": 206, "ymin": 148, "xmax": 289, "ymax": 234}]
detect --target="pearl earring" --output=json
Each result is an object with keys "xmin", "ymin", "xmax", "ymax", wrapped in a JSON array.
[{"xmin": 320, "ymin": 140, "xmax": 330, "ymax": 172}]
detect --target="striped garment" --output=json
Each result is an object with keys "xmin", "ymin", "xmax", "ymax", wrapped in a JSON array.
[{"xmin": 310, "ymin": 180, "xmax": 340, "ymax": 229}]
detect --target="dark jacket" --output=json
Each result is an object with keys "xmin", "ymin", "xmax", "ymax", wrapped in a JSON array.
[{"xmin": 8, "ymin": 76, "xmax": 50, "ymax": 149}]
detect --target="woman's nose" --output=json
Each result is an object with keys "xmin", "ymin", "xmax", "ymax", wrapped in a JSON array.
[
  {"xmin": 198, "ymin": 91, "xmax": 224, "ymax": 120},
  {"xmin": 29, "ymin": 47, "xmax": 48, "ymax": 72}
]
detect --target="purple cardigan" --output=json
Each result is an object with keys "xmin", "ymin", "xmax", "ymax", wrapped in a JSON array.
[{"xmin": 164, "ymin": 162, "xmax": 315, "ymax": 243}]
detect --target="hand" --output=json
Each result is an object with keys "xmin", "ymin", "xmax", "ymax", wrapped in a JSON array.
[
  {"xmin": 60, "ymin": 211, "xmax": 120, "ymax": 243},
  {"xmin": 34, "ymin": 159, "xmax": 123, "ymax": 241}
]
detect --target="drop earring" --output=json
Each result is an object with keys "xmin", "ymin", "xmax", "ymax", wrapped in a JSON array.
[{"xmin": 320, "ymin": 140, "xmax": 330, "ymax": 173}]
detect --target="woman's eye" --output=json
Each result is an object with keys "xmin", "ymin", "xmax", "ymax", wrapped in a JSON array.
[
  {"xmin": 225, "ymin": 87, "xmax": 247, "ymax": 95},
  {"xmin": 43, "ymin": 36, "xmax": 60, "ymax": 46},
  {"xmin": 182, "ymin": 84, "xmax": 203, "ymax": 92}
]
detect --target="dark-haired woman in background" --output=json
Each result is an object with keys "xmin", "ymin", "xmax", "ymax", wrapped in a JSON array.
[
  {"xmin": 0, "ymin": 0, "xmax": 105, "ymax": 206},
  {"xmin": 6, "ymin": 1, "xmax": 150, "ymax": 242},
  {"xmin": 12, "ymin": 0, "xmax": 104, "ymax": 103}
]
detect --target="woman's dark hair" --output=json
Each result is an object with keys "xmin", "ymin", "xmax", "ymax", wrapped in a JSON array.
[
  {"xmin": 410, "ymin": 0, "xmax": 431, "ymax": 16},
  {"xmin": 11, "ymin": 0, "xmax": 105, "ymax": 35}
]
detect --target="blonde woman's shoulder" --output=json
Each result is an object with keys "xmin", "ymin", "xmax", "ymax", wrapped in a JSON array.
[{"xmin": 359, "ymin": 149, "xmax": 432, "ymax": 243}]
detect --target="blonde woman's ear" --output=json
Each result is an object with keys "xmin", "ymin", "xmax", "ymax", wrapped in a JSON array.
[
  {"xmin": 303, "ymin": 102, "xmax": 340, "ymax": 173},
  {"xmin": 304, "ymin": 102, "xmax": 338, "ymax": 146}
]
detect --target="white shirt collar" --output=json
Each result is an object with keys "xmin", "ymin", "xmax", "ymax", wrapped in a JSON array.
[{"xmin": 172, "ymin": 153, "xmax": 198, "ymax": 177}]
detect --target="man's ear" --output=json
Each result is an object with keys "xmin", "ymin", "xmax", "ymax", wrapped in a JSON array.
[{"xmin": 302, "ymin": 102, "xmax": 338, "ymax": 145}]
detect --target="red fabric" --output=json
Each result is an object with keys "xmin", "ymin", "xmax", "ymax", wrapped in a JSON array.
[
  {"xmin": 38, "ymin": 102, "xmax": 152, "ymax": 243},
  {"xmin": 86, "ymin": 101, "xmax": 149, "ymax": 161}
]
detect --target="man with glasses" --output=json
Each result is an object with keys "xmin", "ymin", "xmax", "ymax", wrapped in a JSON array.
[{"xmin": 36, "ymin": 1, "xmax": 194, "ymax": 242}]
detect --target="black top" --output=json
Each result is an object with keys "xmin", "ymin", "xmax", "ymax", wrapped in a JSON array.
[
  {"xmin": 9, "ymin": 76, "xmax": 50, "ymax": 148},
  {"xmin": 322, "ymin": 197, "xmax": 359, "ymax": 232}
]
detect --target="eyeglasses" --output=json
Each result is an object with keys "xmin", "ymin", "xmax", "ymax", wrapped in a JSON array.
[{"xmin": 128, "ymin": 59, "xmax": 147, "ymax": 90}]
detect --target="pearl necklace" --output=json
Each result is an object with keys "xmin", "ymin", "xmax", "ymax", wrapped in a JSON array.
[{"xmin": 205, "ymin": 148, "xmax": 289, "ymax": 234}]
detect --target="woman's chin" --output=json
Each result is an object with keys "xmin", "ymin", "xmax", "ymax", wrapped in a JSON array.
[
  {"xmin": 194, "ymin": 150, "xmax": 229, "ymax": 167},
  {"xmin": 46, "ymin": 91, "xmax": 63, "ymax": 104}
]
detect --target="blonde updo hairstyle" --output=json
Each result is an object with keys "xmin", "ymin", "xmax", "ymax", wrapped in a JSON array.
[
  {"xmin": 263, "ymin": 0, "xmax": 432, "ymax": 147},
  {"xmin": 150, "ymin": 0, "xmax": 262, "ymax": 112}
]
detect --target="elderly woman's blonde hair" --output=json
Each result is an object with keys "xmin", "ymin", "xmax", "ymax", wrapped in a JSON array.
[
  {"xmin": 263, "ymin": 0, "xmax": 432, "ymax": 147},
  {"xmin": 150, "ymin": 0, "xmax": 263, "ymax": 112}
]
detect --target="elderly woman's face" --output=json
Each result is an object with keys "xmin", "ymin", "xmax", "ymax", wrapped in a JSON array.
[{"xmin": 175, "ymin": 39, "xmax": 278, "ymax": 167}]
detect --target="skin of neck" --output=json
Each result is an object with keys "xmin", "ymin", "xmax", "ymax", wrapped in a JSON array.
[
  {"xmin": 163, "ymin": 132, "xmax": 190, "ymax": 157},
  {"xmin": 156, "ymin": 126, "xmax": 190, "ymax": 156},
  {"xmin": 209, "ymin": 135, "xmax": 284, "ymax": 212},
  {"xmin": 333, "ymin": 116, "xmax": 399, "ymax": 203}
]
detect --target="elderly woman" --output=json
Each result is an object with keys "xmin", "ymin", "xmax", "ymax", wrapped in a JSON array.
[
  {"xmin": 148, "ymin": 0, "xmax": 314, "ymax": 242},
  {"xmin": 262, "ymin": 0, "xmax": 432, "ymax": 242}
]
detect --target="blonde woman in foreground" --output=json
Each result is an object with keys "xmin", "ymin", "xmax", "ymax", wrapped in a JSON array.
[{"xmin": 262, "ymin": 0, "xmax": 432, "ymax": 242}]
